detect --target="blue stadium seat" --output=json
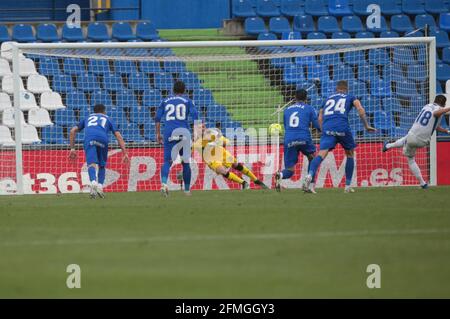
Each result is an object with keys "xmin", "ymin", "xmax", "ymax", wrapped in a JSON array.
[
  {"xmin": 109, "ymin": 107, "xmax": 128, "ymax": 127},
  {"xmin": 102, "ymin": 73, "xmax": 125, "ymax": 91},
  {"xmin": 178, "ymin": 72, "xmax": 201, "ymax": 90},
  {"xmin": 66, "ymin": 91, "xmax": 89, "ymax": 110},
  {"xmin": 140, "ymin": 61, "xmax": 162, "ymax": 74},
  {"xmin": 392, "ymin": 47, "xmax": 414, "ymax": 65},
  {"xmin": 87, "ymin": 22, "xmax": 110, "ymax": 42},
  {"xmin": 342, "ymin": 16, "xmax": 365, "ymax": 33},
  {"xmin": 293, "ymin": 15, "xmax": 315, "ymax": 33},
  {"xmin": 381, "ymin": 65, "xmax": 405, "ymax": 82},
  {"xmin": 54, "ymin": 109, "xmax": 76, "ymax": 126},
  {"xmin": 304, "ymin": 0, "xmax": 328, "ymax": 16},
  {"xmin": 269, "ymin": 17, "xmax": 291, "ymax": 35},
  {"xmin": 62, "ymin": 25, "xmax": 84, "ymax": 42},
  {"xmin": 332, "ymin": 32, "xmax": 351, "ymax": 39},
  {"xmin": 410, "ymin": 95, "xmax": 427, "ymax": 109},
  {"xmin": 367, "ymin": 16, "xmax": 388, "ymax": 33},
  {"xmin": 374, "ymin": 110, "xmax": 394, "ymax": 130},
  {"xmin": 116, "ymin": 89, "xmax": 139, "ymax": 108},
  {"xmin": 245, "ymin": 17, "xmax": 267, "ymax": 35},
  {"xmin": 256, "ymin": 0, "xmax": 280, "ymax": 17},
  {"xmin": 405, "ymin": 30, "xmax": 424, "ymax": 37},
  {"xmin": 39, "ymin": 57, "xmax": 61, "ymax": 76},
  {"xmin": 77, "ymin": 73, "xmax": 100, "ymax": 92},
  {"xmin": 328, "ymin": 0, "xmax": 352, "ymax": 16},
  {"xmin": 320, "ymin": 52, "xmax": 341, "ymax": 66},
  {"xmin": 358, "ymin": 63, "xmax": 379, "ymax": 82},
  {"xmin": 402, "ymin": 0, "xmax": 426, "ymax": 15},
  {"xmin": 36, "ymin": 23, "xmax": 60, "ymax": 42},
  {"xmin": 256, "ymin": 32, "xmax": 278, "ymax": 51},
  {"xmin": 306, "ymin": 31, "xmax": 327, "ymax": 39},
  {"xmin": 206, "ymin": 105, "xmax": 230, "ymax": 121},
  {"xmin": 306, "ymin": 63, "xmax": 330, "ymax": 81},
  {"xmin": 128, "ymin": 72, "xmax": 150, "ymax": 91},
  {"xmin": 425, "ymin": 0, "xmax": 449, "ymax": 14},
  {"xmin": 317, "ymin": 16, "xmax": 340, "ymax": 34},
  {"xmin": 379, "ymin": 0, "xmax": 402, "ymax": 15},
  {"xmin": 352, "ymin": 0, "xmax": 373, "ymax": 16},
  {"xmin": 193, "ymin": 88, "xmax": 215, "ymax": 107},
  {"xmin": 371, "ymin": 78, "xmax": 392, "ymax": 97},
  {"xmin": 369, "ymin": 49, "xmax": 390, "ymax": 66},
  {"xmin": 355, "ymin": 31, "xmax": 374, "ymax": 38},
  {"xmin": 136, "ymin": 21, "xmax": 159, "ymax": 41},
  {"xmin": 130, "ymin": 106, "xmax": 151, "ymax": 125},
  {"xmin": 361, "ymin": 95, "xmax": 382, "ymax": 114},
  {"xmin": 443, "ymin": 47, "xmax": 450, "ymax": 64},
  {"xmin": 163, "ymin": 60, "xmax": 187, "ymax": 73},
  {"xmin": 437, "ymin": 63, "xmax": 450, "ymax": 81},
  {"xmin": 379, "ymin": 30, "xmax": 399, "ymax": 38},
  {"xmin": 112, "ymin": 22, "xmax": 136, "ymax": 42},
  {"xmin": 53, "ymin": 74, "xmax": 74, "ymax": 93},
  {"xmin": 296, "ymin": 81, "xmax": 319, "ymax": 96},
  {"xmin": 382, "ymin": 97, "xmax": 402, "ymax": 113},
  {"xmin": 91, "ymin": 90, "xmax": 114, "ymax": 107},
  {"xmin": 333, "ymin": 63, "xmax": 354, "ymax": 80},
  {"xmin": 415, "ymin": 14, "xmax": 437, "ymax": 31},
  {"xmin": 440, "ymin": 13, "xmax": 450, "ymax": 31},
  {"xmin": 12, "ymin": 24, "xmax": 35, "ymax": 42},
  {"xmin": 114, "ymin": 60, "xmax": 138, "ymax": 75},
  {"xmin": 395, "ymin": 80, "xmax": 418, "ymax": 98},
  {"xmin": 348, "ymin": 79, "xmax": 367, "ymax": 98},
  {"xmin": 143, "ymin": 89, "xmax": 162, "ymax": 107},
  {"xmin": 121, "ymin": 123, "xmax": 145, "ymax": 142},
  {"xmin": 281, "ymin": 31, "xmax": 301, "ymax": 40},
  {"xmin": 295, "ymin": 51, "xmax": 317, "ymax": 65},
  {"xmin": 436, "ymin": 80, "xmax": 444, "ymax": 93},
  {"xmin": 88, "ymin": 59, "xmax": 111, "ymax": 75},
  {"xmin": 430, "ymin": 29, "xmax": 450, "ymax": 48},
  {"xmin": 271, "ymin": 57, "xmax": 292, "ymax": 69},
  {"xmin": 390, "ymin": 14, "xmax": 414, "ymax": 33},
  {"xmin": 283, "ymin": 64, "xmax": 305, "ymax": 84},
  {"xmin": 143, "ymin": 122, "xmax": 157, "ymax": 141},
  {"xmin": 63, "ymin": 57, "xmax": 85, "ymax": 75},
  {"xmin": 0, "ymin": 25, "xmax": 10, "ymax": 42},
  {"xmin": 344, "ymin": 51, "xmax": 366, "ymax": 66},
  {"xmin": 153, "ymin": 72, "xmax": 174, "ymax": 90},
  {"xmin": 232, "ymin": 0, "xmax": 257, "ymax": 18},
  {"xmin": 321, "ymin": 80, "xmax": 336, "ymax": 96},
  {"xmin": 407, "ymin": 64, "xmax": 427, "ymax": 82},
  {"xmin": 42, "ymin": 126, "xmax": 67, "ymax": 144},
  {"xmin": 280, "ymin": 0, "xmax": 305, "ymax": 16}
]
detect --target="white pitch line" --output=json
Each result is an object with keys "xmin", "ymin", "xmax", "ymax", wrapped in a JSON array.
[{"xmin": 1, "ymin": 228, "xmax": 450, "ymax": 248}]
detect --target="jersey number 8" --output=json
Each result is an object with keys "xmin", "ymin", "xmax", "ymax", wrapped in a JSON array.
[
  {"xmin": 415, "ymin": 110, "xmax": 432, "ymax": 127},
  {"xmin": 166, "ymin": 103, "xmax": 186, "ymax": 121},
  {"xmin": 324, "ymin": 98, "xmax": 346, "ymax": 115}
]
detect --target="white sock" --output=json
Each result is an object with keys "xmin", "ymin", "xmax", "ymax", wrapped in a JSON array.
[
  {"xmin": 387, "ymin": 136, "xmax": 407, "ymax": 149},
  {"xmin": 407, "ymin": 157, "xmax": 426, "ymax": 186}
]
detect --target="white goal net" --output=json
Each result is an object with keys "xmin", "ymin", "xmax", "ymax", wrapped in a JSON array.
[{"xmin": 0, "ymin": 38, "xmax": 435, "ymax": 195}]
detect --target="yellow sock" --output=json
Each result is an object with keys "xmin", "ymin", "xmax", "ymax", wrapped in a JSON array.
[
  {"xmin": 226, "ymin": 172, "xmax": 244, "ymax": 184},
  {"xmin": 241, "ymin": 166, "xmax": 258, "ymax": 182}
]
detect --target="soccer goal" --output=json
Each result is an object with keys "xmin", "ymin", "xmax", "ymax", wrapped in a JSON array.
[{"xmin": 0, "ymin": 37, "xmax": 436, "ymax": 195}]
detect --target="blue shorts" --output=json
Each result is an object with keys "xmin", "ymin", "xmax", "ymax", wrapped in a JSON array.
[
  {"xmin": 84, "ymin": 138, "xmax": 108, "ymax": 167},
  {"xmin": 163, "ymin": 139, "xmax": 192, "ymax": 164},
  {"xmin": 319, "ymin": 130, "xmax": 356, "ymax": 151},
  {"xmin": 284, "ymin": 140, "xmax": 316, "ymax": 168}
]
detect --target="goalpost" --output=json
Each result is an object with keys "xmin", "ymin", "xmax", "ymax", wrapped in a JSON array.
[{"xmin": 0, "ymin": 37, "xmax": 436, "ymax": 195}]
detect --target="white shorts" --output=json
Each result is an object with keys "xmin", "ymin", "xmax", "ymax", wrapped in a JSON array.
[{"xmin": 403, "ymin": 133, "xmax": 429, "ymax": 158}]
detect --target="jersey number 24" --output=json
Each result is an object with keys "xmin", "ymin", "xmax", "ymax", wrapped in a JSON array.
[{"xmin": 324, "ymin": 98, "xmax": 346, "ymax": 115}]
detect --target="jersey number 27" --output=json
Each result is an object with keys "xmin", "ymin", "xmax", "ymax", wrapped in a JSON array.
[{"xmin": 324, "ymin": 98, "xmax": 346, "ymax": 115}]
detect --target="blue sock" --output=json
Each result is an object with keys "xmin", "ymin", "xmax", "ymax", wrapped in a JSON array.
[
  {"xmin": 307, "ymin": 158, "xmax": 316, "ymax": 183},
  {"xmin": 281, "ymin": 169, "xmax": 293, "ymax": 179},
  {"xmin": 98, "ymin": 166, "xmax": 106, "ymax": 185},
  {"xmin": 88, "ymin": 166, "xmax": 97, "ymax": 183},
  {"xmin": 161, "ymin": 162, "xmax": 171, "ymax": 185},
  {"xmin": 345, "ymin": 157, "xmax": 355, "ymax": 186},
  {"xmin": 308, "ymin": 156, "xmax": 323, "ymax": 179},
  {"xmin": 182, "ymin": 162, "xmax": 191, "ymax": 191}
]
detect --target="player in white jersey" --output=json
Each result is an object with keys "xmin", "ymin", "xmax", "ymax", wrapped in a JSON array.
[{"xmin": 383, "ymin": 95, "xmax": 450, "ymax": 188}]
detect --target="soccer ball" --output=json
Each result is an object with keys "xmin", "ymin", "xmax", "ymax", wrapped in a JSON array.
[{"xmin": 269, "ymin": 123, "xmax": 283, "ymax": 135}]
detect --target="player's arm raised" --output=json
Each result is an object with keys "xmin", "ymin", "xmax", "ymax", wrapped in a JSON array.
[
  {"xmin": 68, "ymin": 126, "xmax": 79, "ymax": 160},
  {"xmin": 353, "ymin": 99, "xmax": 376, "ymax": 132},
  {"xmin": 433, "ymin": 106, "xmax": 450, "ymax": 118},
  {"xmin": 114, "ymin": 131, "xmax": 129, "ymax": 164}
]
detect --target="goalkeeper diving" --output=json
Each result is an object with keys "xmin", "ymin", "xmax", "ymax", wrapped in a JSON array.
[{"xmin": 193, "ymin": 126, "xmax": 268, "ymax": 189}]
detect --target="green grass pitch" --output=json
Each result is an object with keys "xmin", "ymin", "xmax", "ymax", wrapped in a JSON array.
[{"xmin": 1, "ymin": 187, "xmax": 450, "ymax": 298}]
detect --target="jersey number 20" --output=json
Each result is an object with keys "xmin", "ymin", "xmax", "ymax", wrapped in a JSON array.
[
  {"xmin": 324, "ymin": 98, "xmax": 346, "ymax": 115},
  {"xmin": 166, "ymin": 103, "xmax": 186, "ymax": 121}
]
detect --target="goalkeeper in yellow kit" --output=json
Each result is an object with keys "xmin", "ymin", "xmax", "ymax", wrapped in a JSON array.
[{"xmin": 193, "ymin": 127, "xmax": 268, "ymax": 189}]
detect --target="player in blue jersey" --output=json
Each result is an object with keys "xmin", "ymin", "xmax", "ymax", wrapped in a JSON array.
[
  {"xmin": 69, "ymin": 104, "xmax": 129, "ymax": 199},
  {"xmin": 155, "ymin": 80, "xmax": 200, "ymax": 197},
  {"xmin": 304, "ymin": 80, "xmax": 376, "ymax": 193},
  {"xmin": 274, "ymin": 89, "xmax": 321, "ymax": 193}
]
